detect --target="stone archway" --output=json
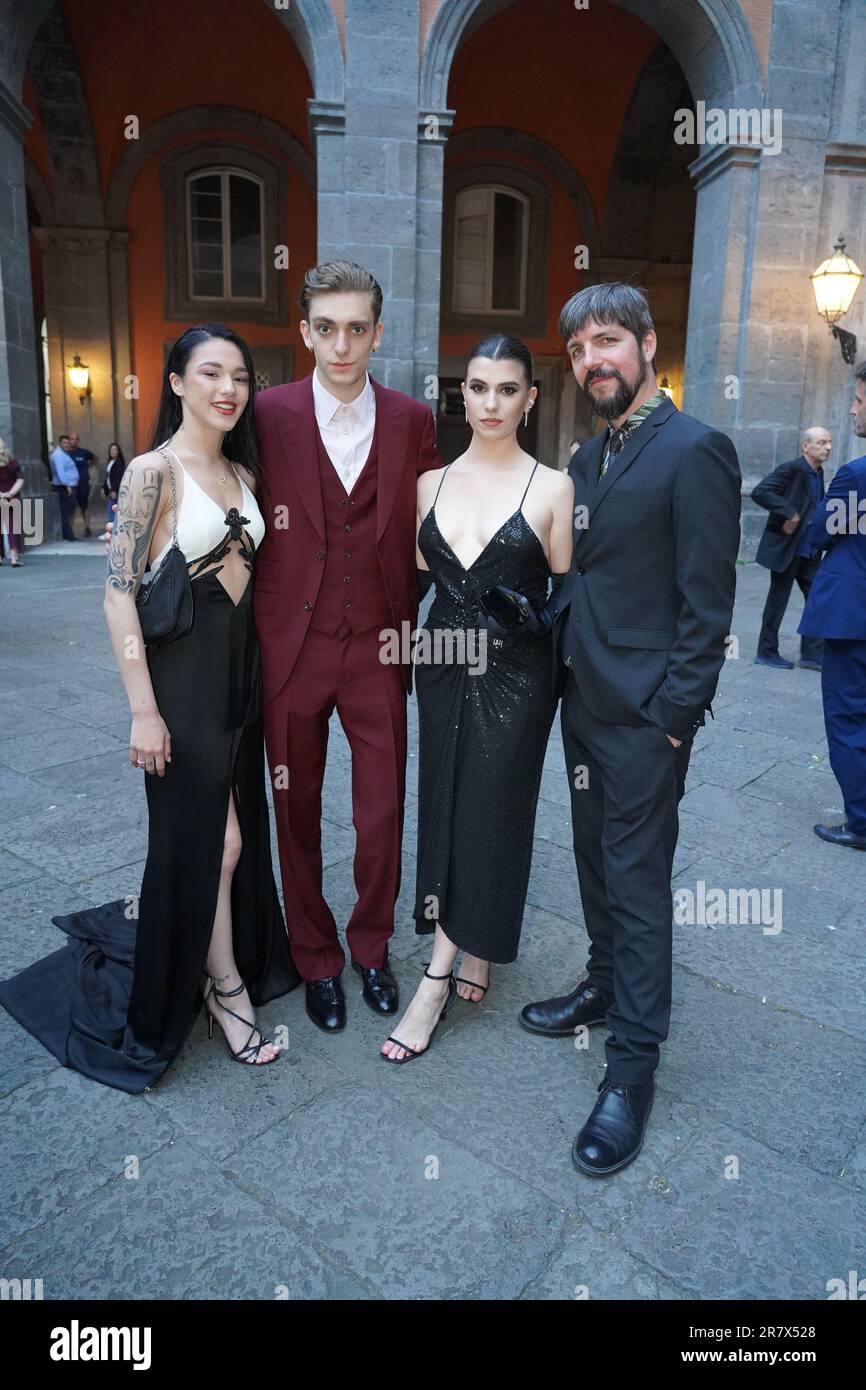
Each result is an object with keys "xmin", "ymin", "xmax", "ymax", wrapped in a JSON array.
[
  {"xmin": 420, "ymin": 0, "xmax": 764, "ymax": 434},
  {"xmin": 421, "ymin": 0, "xmax": 761, "ymax": 114},
  {"xmin": 0, "ymin": 0, "xmax": 60, "ymax": 478},
  {"xmin": 264, "ymin": 0, "xmax": 345, "ymax": 106}
]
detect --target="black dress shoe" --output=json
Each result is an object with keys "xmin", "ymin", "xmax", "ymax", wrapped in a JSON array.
[
  {"xmin": 755, "ymin": 653, "xmax": 794, "ymax": 669},
  {"xmin": 352, "ymin": 955, "xmax": 398, "ymax": 1014},
  {"xmin": 814, "ymin": 822, "xmax": 866, "ymax": 850},
  {"xmin": 572, "ymin": 1077, "xmax": 654, "ymax": 1176},
  {"xmin": 519, "ymin": 978, "xmax": 610, "ymax": 1037},
  {"xmin": 305, "ymin": 975, "xmax": 346, "ymax": 1032}
]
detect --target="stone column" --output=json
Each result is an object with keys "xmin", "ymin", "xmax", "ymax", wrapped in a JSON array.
[
  {"xmin": 413, "ymin": 109, "xmax": 452, "ymax": 401},
  {"xmin": 107, "ymin": 229, "xmax": 135, "ymax": 462},
  {"xmin": 337, "ymin": 0, "xmax": 424, "ymax": 394},
  {"xmin": 0, "ymin": 79, "xmax": 48, "ymax": 536}
]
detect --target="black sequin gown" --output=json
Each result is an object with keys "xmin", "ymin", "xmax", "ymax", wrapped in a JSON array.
[
  {"xmin": 413, "ymin": 468, "xmax": 557, "ymax": 963},
  {"xmin": 0, "ymin": 509, "xmax": 300, "ymax": 1093}
]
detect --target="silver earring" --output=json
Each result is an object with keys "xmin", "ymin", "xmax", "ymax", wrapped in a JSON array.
[
  {"xmin": 464, "ymin": 404, "xmax": 468, "ymax": 422},
  {"xmin": 524, "ymin": 408, "xmax": 530, "ymax": 428}
]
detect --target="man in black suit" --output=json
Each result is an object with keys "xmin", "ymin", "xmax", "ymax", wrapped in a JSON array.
[
  {"xmin": 752, "ymin": 428, "xmax": 831, "ymax": 670},
  {"xmin": 520, "ymin": 283, "xmax": 741, "ymax": 1176}
]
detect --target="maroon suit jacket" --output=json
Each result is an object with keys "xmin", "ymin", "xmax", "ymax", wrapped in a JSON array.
[{"xmin": 253, "ymin": 373, "xmax": 442, "ymax": 702}]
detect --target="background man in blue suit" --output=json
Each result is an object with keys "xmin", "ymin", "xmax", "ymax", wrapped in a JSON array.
[{"xmin": 799, "ymin": 363, "xmax": 866, "ymax": 850}]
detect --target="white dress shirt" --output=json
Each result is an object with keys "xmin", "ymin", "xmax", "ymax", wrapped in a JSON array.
[{"xmin": 312, "ymin": 368, "xmax": 376, "ymax": 494}]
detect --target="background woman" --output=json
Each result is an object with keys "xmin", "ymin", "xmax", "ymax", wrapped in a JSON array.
[
  {"xmin": 0, "ymin": 437, "xmax": 24, "ymax": 566},
  {"xmin": 102, "ymin": 441, "xmax": 127, "ymax": 529}
]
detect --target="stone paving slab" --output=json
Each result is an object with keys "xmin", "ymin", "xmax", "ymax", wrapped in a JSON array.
[
  {"xmin": 0, "ymin": 552, "xmax": 863, "ymax": 1300},
  {"xmin": 0, "ymin": 1137, "xmax": 365, "ymax": 1300},
  {"xmin": 618, "ymin": 1125, "xmax": 866, "ymax": 1301},
  {"xmin": 233, "ymin": 1082, "xmax": 570, "ymax": 1300}
]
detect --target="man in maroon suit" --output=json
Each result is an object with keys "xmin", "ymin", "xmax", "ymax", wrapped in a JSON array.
[{"xmin": 254, "ymin": 261, "xmax": 441, "ymax": 1031}]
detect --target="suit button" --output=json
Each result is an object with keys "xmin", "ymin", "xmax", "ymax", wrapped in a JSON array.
[
  {"xmin": 304, "ymin": 601, "xmax": 313, "ymax": 611},
  {"xmin": 341, "ymin": 500, "xmax": 348, "ymax": 508},
  {"xmin": 343, "ymin": 598, "xmax": 351, "ymax": 608},
  {"xmin": 576, "ymin": 566, "xmax": 586, "ymax": 575},
  {"xmin": 344, "ymin": 549, "xmax": 352, "ymax": 558},
  {"xmin": 316, "ymin": 551, "xmax": 325, "ymax": 561},
  {"xmin": 344, "ymin": 524, "xmax": 352, "ymax": 533},
  {"xmin": 343, "ymin": 575, "xmax": 351, "ymax": 583}
]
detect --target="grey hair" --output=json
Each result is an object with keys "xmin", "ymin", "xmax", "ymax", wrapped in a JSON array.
[
  {"xmin": 558, "ymin": 282, "xmax": 655, "ymax": 345},
  {"xmin": 854, "ymin": 361, "xmax": 866, "ymax": 384}
]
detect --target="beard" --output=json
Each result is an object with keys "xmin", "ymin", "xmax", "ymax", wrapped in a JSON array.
[{"xmin": 583, "ymin": 358, "xmax": 648, "ymax": 422}]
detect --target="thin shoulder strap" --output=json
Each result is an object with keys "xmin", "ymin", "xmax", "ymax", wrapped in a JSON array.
[
  {"xmin": 154, "ymin": 444, "xmax": 179, "ymax": 547},
  {"xmin": 519, "ymin": 461, "xmax": 540, "ymax": 510},
  {"xmin": 432, "ymin": 463, "xmax": 452, "ymax": 509}
]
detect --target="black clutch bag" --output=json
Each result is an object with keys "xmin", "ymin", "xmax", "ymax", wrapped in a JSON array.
[
  {"xmin": 134, "ymin": 448, "xmax": 194, "ymax": 645},
  {"xmin": 477, "ymin": 583, "xmax": 535, "ymax": 637}
]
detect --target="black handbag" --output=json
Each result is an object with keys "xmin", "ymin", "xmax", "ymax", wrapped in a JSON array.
[
  {"xmin": 134, "ymin": 448, "xmax": 194, "ymax": 645},
  {"xmin": 477, "ymin": 583, "xmax": 535, "ymax": 637}
]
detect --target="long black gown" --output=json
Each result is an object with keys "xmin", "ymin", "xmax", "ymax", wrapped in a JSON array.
[
  {"xmin": 0, "ymin": 510, "xmax": 300, "ymax": 1093},
  {"xmin": 413, "ymin": 463, "xmax": 558, "ymax": 963}
]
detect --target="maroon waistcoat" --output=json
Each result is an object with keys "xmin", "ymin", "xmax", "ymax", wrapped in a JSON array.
[{"xmin": 310, "ymin": 420, "xmax": 393, "ymax": 636}]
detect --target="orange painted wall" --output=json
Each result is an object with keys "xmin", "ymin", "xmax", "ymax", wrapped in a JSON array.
[
  {"xmin": 23, "ymin": 0, "xmax": 315, "ymax": 451},
  {"xmin": 441, "ymin": 0, "xmax": 660, "ymax": 362}
]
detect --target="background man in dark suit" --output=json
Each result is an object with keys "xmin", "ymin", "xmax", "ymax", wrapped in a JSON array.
[
  {"xmin": 752, "ymin": 427, "xmax": 831, "ymax": 670},
  {"xmin": 799, "ymin": 365, "xmax": 866, "ymax": 851},
  {"xmin": 520, "ymin": 284, "xmax": 740, "ymax": 1176}
]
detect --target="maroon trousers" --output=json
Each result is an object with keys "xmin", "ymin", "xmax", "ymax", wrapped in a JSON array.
[{"xmin": 263, "ymin": 621, "xmax": 407, "ymax": 980}]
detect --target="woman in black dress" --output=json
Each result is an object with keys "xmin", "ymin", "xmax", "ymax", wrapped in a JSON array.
[
  {"xmin": 381, "ymin": 335, "xmax": 574, "ymax": 1062},
  {"xmin": 0, "ymin": 325, "xmax": 299, "ymax": 1092},
  {"xmin": 101, "ymin": 441, "xmax": 127, "ymax": 529}
]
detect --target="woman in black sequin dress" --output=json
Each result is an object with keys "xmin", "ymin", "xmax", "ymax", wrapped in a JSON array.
[{"xmin": 381, "ymin": 336, "xmax": 574, "ymax": 1063}]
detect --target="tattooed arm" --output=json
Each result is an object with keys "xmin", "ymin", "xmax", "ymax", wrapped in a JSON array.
[{"xmin": 103, "ymin": 452, "xmax": 173, "ymax": 776}]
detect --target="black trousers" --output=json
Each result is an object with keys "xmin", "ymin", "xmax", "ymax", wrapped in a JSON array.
[
  {"xmin": 758, "ymin": 554, "xmax": 823, "ymax": 662},
  {"xmin": 54, "ymin": 484, "xmax": 75, "ymax": 538},
  {"xmin": 562, "ymin": 673, "xmax": 692, "ymax": 1084}
]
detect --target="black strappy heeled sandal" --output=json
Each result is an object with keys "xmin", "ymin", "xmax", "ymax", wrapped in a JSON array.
[
  {"xmin": 382, "ymin": 966, "xmax": 457, "ymax": 1065},
  {"xmin": 203, "ymin": 976, "xmax": 281, "ymax": 1065},
  {"xmin": 455, "ymin": 967, "xmax": 489, "ymax": 1003}
]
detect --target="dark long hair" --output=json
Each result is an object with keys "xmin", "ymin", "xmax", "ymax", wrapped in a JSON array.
[
  {"xmin": 466, "ymin": 333, "xmax": 534, "ymax": 387},
  {"xmin": 148, "ymin": 324, "xmax": 260, "ymax": 481},
  {"xmin": 106, "ymin": 442, "xmax": 126, "ymax": 466}
]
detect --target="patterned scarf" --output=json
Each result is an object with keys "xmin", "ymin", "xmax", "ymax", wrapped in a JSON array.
[{"xmin": 599, "ymin": 390, "xmax": 669, "ymax": 480}]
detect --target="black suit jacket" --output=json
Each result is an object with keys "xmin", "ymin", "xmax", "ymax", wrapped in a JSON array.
[
  {"xmin": 553, "ymin": 399, "xmax": 741, "ymax": 739},
  {"xmin": 752, "ymin": 456, "xmax": 825, "ymax": 572}
]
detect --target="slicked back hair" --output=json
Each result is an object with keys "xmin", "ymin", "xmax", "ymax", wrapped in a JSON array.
[{"xmin": 299, "ymin": 260, "xmax": 383, "ymax": 324}]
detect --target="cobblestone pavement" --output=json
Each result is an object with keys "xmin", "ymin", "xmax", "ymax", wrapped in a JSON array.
[{"xmin": 1, "ymin": 546, "xmax": 864, "ymax": 1300}]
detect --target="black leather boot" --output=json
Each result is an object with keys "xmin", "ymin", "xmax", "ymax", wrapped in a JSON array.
[
  {"xmin": 305, "ymin": 975, "xmax": 346, "ymax": 1032},
  {"xmin": 519, "ymin": 978, "xmax": 610, "ymax": 1037},
  {"xmin": 572, "ymin": 1077, "xmax": 654, "ymax": 1176}
]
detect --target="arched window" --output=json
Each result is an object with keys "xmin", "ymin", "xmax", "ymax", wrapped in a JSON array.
[
  {"xmin": 442, "ymin": 163, "xmax": 549, "ymax": 336},
  {"xmin": 187, "ymin": 169, "xmax": 264, "ymax": 302},
  {"xmin": 162, "ymin": 144, "xmax": 288, "ymax": 325},
  {"xmin": 453, "ymin": 185, "xmax": 529, "ymax": 315}
]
